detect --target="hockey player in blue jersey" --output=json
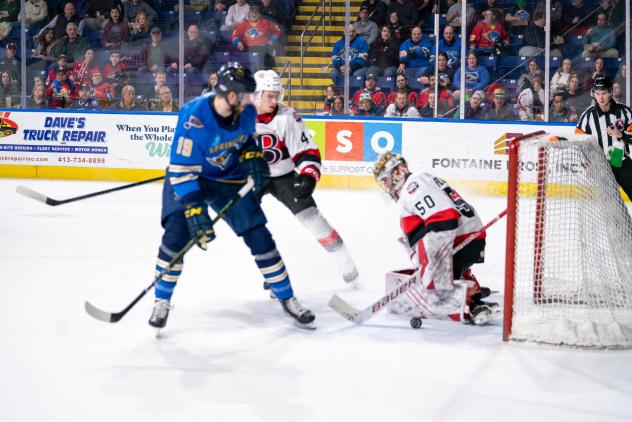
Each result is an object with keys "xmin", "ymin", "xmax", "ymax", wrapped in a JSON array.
[{"xmin": 148, "ymin": 62, "xmax": 315, "ymax": 329}]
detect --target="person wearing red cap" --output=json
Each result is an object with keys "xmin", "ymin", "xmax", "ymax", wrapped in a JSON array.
[{"xmin": 351, "ymin": 73, "xmax": 387, "ymax": 109}]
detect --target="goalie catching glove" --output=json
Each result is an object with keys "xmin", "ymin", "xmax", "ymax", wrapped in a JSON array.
[
  {"xmin": 183, "ymin": 198, "xmax": 216, "ymax": 250},
  {"xmin": 239, "ymin": 144, "xmax": 270, "ymax": 196},
  {"xmin": 293, "ymin": 173, "xmax": 317, "ymax": 199}
]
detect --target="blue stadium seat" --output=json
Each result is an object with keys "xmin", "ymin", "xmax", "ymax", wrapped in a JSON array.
[
  {"xmin": 183, "ymin": 11, "xmax": 202, "ymax": 25},
  {"xmin": 157, "ymin": 10, "xmax": 176, "ymax": 32},
  {"xmin": 510, "ymin": 34, "xmax": 524, "ymax": 45},
  {"xmin": 567, "ymin": 34, "xmax": 585, "ymax": 46},
  {"xmin": 499, "ymin": 55, "xmax": 528, "ymax": 69},
  {"xmin": 480, "ymin": 55, "xmax": 497, "ymax": 70},
  {"xmin": 408, "ymin": 77, "xmax": 423, "ymax": 90},
  {"xmin": 377, "ymin": 76, "xmax": 395, "ymax": 93},
  {"xmin": 350, "ymin": 75, "xmax": 364, "ymax": 88},
  {"xmin": 334, "ymin": 75, "xmax": 364, "ymax": 89},
  {"xmin": 604, "ymin": 57, "xmax": 622, "ymax": 70},
  {"xmin": 550, "ymin": 55, "xmax": 561, "ymax": 67},
  {"xmin": 500, "ymin": 78, "xmax": 518, "ymax": 91},
  {"xmin": 214, "ymin": 50, "xmax": 231, "ymax": 64},
  {"xmin": 573, "ymin": 57, "xmax": 593, "ymax": 73},
  {"xmin": 561, "ymin": 45, "xmax": 582, "ymax": 58},
  {"xmin": 231, "ymin": 51, "xmax": 251, "ymax": 68}
]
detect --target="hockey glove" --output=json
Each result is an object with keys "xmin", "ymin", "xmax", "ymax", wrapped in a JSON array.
[
  {"xmin": 239, "ymin": 145, "xmax": 270, "ymax": 197},
  {"xmin": 184, "ymin": 202, "xmax": 215, "ymax": 250},
  {"xmin": 293, "ymin": 173, "xmax": 317, "ymax": 200}
]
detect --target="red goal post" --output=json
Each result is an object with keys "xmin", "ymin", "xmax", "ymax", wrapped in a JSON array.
[{"xmin": 503, "ymin": 131, "xmax": 632, "ymax": 348}]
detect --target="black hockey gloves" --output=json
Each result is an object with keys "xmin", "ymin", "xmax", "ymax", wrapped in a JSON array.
[
  {"xmin": 184, "ymin": 202, "xmax": 215, "ymax": 250},
  {"xmin": 239, "ymin": 145, "xmax": 270, "ymax": 197},
  {"xmin": 293, "ymin": 173, "xmax": 317, "ymax": 199}
]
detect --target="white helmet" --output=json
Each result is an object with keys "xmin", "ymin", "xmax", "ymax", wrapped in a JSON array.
[{"xmin": 254, "ymin": 69, "xmax": 285, "ymax": 103}]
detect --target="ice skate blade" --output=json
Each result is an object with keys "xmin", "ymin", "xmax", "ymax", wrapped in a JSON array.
[
  {"xmin": 294, "ymin": 320, "xmax": 317, "ymax": 330},
  {"xmin": 471, "ymin": 307, "xmax": 502, "ymax": 326},
  {"xmin": 155, "ymin": 328, "xmax": 166, "ymax": 339}
]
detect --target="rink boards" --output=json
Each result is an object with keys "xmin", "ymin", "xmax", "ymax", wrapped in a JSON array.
[{"xmin": 0, "ymin": 109, "xmax": 577, "ymax": 197}]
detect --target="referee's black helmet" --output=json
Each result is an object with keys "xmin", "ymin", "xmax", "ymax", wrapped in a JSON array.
[
  {"xmin": 216, "ymin": 62, "xmax": 257, "ymax": 96},
  {"xmin": 592, "ymin": 75, "xmax": 613, "ymax": 95}
]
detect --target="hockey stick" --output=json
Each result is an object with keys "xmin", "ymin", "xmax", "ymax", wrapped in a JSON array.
[
  {"xmin": 84, "ymin": 177, "xmax": 255, "ymax": 323},
  {"xmin": 328, "ymin": 208, "xmax": 508, "ymax": 324},
  {"xmin": 16, "ymin": 175, "xmax": 165, "ymax": 206}
]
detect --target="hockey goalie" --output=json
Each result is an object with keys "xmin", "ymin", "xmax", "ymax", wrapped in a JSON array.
[{"xmin": 374, "ymin": 152, "xmax": 500, "ymax": 325}]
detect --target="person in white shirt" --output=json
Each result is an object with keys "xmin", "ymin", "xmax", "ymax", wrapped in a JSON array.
[
  {"xmin": 384, "ymin": 89, "xmax": 421, "ymax": 118},
  {"xmin": 221, "ymin": 0, "xmax": 249, "ymax": 32}
]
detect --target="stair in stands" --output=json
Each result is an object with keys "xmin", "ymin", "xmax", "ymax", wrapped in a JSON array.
[{"xmin": 274, "ymin": 0, "xmax": 363, "ymax": 115}]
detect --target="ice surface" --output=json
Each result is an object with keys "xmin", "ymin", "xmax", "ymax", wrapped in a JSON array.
[{"xmin": 1, "ymin": 178, "xmax": 631, "ymax": 422}]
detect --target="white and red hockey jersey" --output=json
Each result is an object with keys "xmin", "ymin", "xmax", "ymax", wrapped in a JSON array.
[
  {"xmin": 255, "ymin": 103, "xmax": 322, "ymax": 180},
  {"xmin": 398, "ymin": 172, "xmax": 485, "ymax": 289}
]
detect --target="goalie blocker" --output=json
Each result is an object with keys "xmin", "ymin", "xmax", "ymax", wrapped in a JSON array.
[{"xmin": 374, "ymin": 152, "xmax": 499, "ymax": 325}]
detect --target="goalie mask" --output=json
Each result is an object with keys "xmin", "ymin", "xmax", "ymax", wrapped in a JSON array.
[
  {"xmin": 254, "ymin": 69, "xmax": 285, "ymax": 104},
  {"xmin": 374, "ymin": 152, "xmax": 411, "ymax": 200}
]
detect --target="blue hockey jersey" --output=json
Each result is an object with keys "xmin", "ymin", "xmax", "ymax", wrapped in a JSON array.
[{"xmin": 168, "ymin": 94, "xmax": 258, "ymax": 199}]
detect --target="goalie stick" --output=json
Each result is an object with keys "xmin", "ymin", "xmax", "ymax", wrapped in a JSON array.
[
  {"xmin": 328, "ymin": 208, "xmax": 508, "ymax": 324},
  {"xmin": 16, "ymin": 175, "xmax": 165, "ymax": 206},
  {"xmin": 84, "ymin": 177, "xmax": 255, "ymax": 323}
]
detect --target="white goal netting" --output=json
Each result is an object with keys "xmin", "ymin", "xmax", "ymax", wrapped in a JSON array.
[{"xmin": 506, "ymin": 134, "xmax": 632, "ymax": 348}]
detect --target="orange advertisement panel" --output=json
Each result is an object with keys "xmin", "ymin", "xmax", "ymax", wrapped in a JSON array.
[{"xmin": 324, "ymin": 121, "xmax": 363, "ymax": 161}]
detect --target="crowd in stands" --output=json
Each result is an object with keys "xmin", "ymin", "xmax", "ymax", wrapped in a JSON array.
[
  {"xmin": 0, "ymin": 0, "xmax": 628, "ymax": 123},
  {"xmin": 1, "ymin": 0, "xmax": 295, "ymax": 110},
  {"xmin": 325, "ymin": 0, "xmax": 629, "ymax": 122}
]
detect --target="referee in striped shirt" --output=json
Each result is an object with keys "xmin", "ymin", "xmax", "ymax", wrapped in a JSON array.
[{"xmin": 576, "ymin": 75, "xmax": 632, "ymax": 199}]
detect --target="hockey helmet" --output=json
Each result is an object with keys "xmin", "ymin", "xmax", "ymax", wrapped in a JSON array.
[
  {"xmin": 592, "ymin": 75, "xmax": 613, "ymax": 96},
  {"xmin": 374, "ymin": 152, "xmax": 410, "ymax": 200},
  {"xmin": 215, "ymin": 62, "xmax": 257, "ymax": 96},
  {"xmin": 254, "ymin": 69, "xmax": 285, "ymax": 102}
]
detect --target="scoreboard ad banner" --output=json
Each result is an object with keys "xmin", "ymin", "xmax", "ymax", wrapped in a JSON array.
[{"xmin": 0, "ymin": 109, "xmax": 575, "ymax": 193}]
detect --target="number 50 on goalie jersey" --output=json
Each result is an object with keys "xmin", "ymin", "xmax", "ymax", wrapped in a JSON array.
[{"xmin": 399, "ymin": 173, "xmax": 485, "ymax": 287}]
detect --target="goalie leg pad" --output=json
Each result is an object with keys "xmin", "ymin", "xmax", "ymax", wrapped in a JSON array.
[{"xmin": 385, "ymin": 270, "xmax": 469, "ymax": 321}]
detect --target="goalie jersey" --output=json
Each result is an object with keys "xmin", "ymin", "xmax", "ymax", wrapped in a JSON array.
[
  {"xmin": 255, "ymin": 103, "xmax": 322, "ymax": 180},
  {"xmin": 399, "ymin": 172, "xmax": 485, "ymax": 288}
]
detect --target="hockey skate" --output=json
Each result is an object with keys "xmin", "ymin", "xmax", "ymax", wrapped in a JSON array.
[
  {"xmin": 148, "ymin": 299, "xmax": 172, "ymax": 328},
  {"xmin": 281, "ymin": 296, "xmax": 316, "ymax": 328},
  {"xmin": 469, "ymin": 301, "xmax": 500, "ymax": 325}
]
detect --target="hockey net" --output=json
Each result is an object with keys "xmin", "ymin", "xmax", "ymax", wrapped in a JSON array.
[{"xmin": 503, "ymin": 132, "xmax": 632, "ymax": 348}]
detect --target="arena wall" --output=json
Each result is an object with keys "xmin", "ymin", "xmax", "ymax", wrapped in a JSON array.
[{"xmin": 0, "ymin": 109, "xmax": 576, "ymax": 196}]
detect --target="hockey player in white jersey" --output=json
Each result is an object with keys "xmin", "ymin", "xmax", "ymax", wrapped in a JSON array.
[
  {"xmin": 253, "ymin": 69, "xmax": 359, "ymax": 285},
  {"xmin": 374, "ymin": 152, "xmax": 499, "ymax": 325}
]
